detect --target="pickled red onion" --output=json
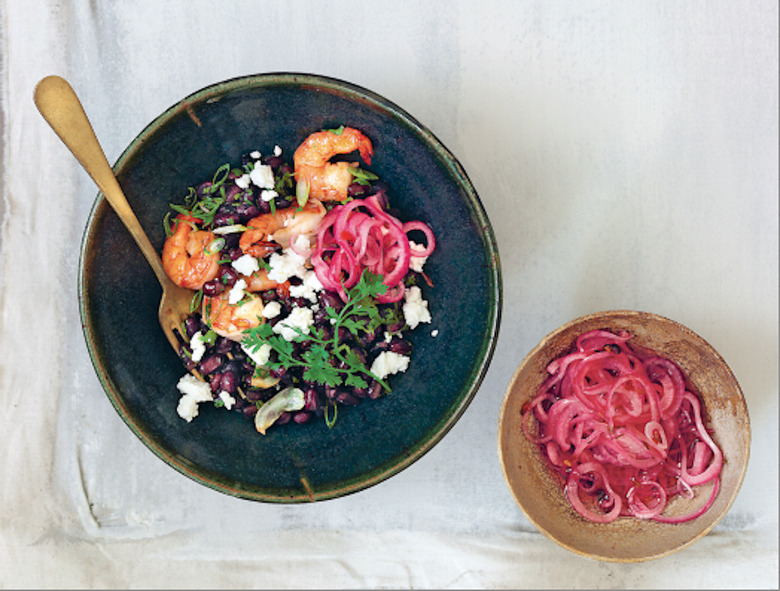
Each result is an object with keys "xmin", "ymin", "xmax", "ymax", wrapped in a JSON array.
[
  {"xmin": 522, "ymin": 329, "xmax": 723, "ymax": 524},
  {"xmin": 310, "ymin": 193, "xmax": 435, "ymax": 302}
]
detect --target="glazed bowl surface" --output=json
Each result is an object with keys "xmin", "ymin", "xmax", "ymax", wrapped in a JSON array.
[
  {"xmin": 80, "ymin": 72, "xmax": 501, "ymax": 502},
  {"xmin": 498, "ymin": 310, "xmax": 749, "ymax": 561}
]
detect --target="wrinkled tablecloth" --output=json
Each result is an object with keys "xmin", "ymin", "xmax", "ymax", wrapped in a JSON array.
[{"xmin": 1, "ymin": 1, "xmax": 777, "ymax": 588}]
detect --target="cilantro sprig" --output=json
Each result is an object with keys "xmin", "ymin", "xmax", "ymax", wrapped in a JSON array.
[{"xmin": 242, "ymin": 270, "xmax": 396, "ymax": 395}]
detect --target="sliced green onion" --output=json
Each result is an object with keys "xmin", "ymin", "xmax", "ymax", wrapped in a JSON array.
[
  {"xmin": 204, "ymin": 237, "xmax": 225, "ymax": 255},
  {"xmin": 212, "ymin": 224, "xmax": 248, "ymax": 235},
  {"xmin": 189, "ymin": 289, "xmax": 204, "ymax": 313},
  {"xmin": 296, "ymin": 178, "xmax": 310, "ymax": 207}
]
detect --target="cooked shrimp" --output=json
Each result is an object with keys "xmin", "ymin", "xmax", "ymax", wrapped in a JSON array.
[
  {"xmin": 239, "ymin": 199, "xmax": 326, "ymax": 257},
  {"xmin": 203, "ymin": 289, "xmax": 266, "ymax": 341},
  {"xmin": 162, "ymin": 215, "xmax": 220, "ymax": 289},
  {"xmin": 243, "ymin": 268, "xmax": 286, "ymax": 293},
  {"xmin": 293, "ymin": 127, "xmax": 373, "ymax": 201}
]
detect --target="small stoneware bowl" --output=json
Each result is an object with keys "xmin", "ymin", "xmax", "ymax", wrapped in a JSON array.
[
  {"xmin": 498, "ymin": 310, "xmax": 750, "ymax": 562},
  {"xmin": 80, "ymin": 73, "xmax": 501, "ymax": 502}
]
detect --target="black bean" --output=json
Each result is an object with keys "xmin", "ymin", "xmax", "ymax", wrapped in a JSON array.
[
  {"xmin": 198, "ymin": 354, "xmax": 224, "ymax": 375},
  {"xmin": 262, "ymin": 155, "xmax": 283, "ymax": 168},
  {"xmin": 220, "ymin": 371, "xmax": 238, "ymax": 394},
  {"xmin": 214, "ymin": 337, "xmax": 232, "ymax": 355},
  {"xmin": 319, "ymin": 290, "xmax": 344, "ymax": 312},
  {"xmin": 202, "ymin": 278, "xmax": 226, "ymax": 297},
  {"xmin": 184, "ymin": 316, "xmax": 202, "ymax": 339},
  {"xmin": 226, "ymin": 247, "xmax": 244, "ymax": 262},
  {"xmin": 209, "ymin": 372, "xmax": 222, "ymax": 394},
  {"xmin": 336, "ymin": 391, "xmax": 359, "ymax": 406},
  {"xmin": 269, "ymin": 366, "xmax": 287, "ymax": 379},
  {"xmin": 276, "ymin": 412, "xmax": 291, "ymax": 426},
  {"xmin": 367, "ymin": 381, "xmax": 383, "ymax": 400},
  {"xmin": 218, "ymin": 266, "xmax": 240, "ymax": 288},
  {"xmin": 196, "ymin": 181, "xmax": 213, "ymax": 196},
  {"xmin": 352, "ymin": 385, "xmax": 368, "ymax": 398},
  {"xmin": 275, "ymin": 197, "xmax": 292, "ymax": 209},
  {"xmin": 302, "ymin": 387, "xmax": 319, "ymax": 412},
  {"xmin": 388, "ymin": 339, "xmax": 412, "ymax": 355},
  {"xmin": 244, "ymin": 388, "xmax": 265, "ymax": 402},
  {"xmin": 347, "ymin": 182, "xmax": 370, "ymax": 199},
  {"xmin": 242, "ymin": 404, "xmax": 258, "ymax": 419},
  {"xmin": 213, "ymin": 210, "xmax": 240, "ymax": 228},
  {"xmin": 293, "ymin": 411, "xmax": 312, "ymax": 424},
  {"xmin": 235, "ymin": 203, "xmax": 260, "ymax": 221},
  {"xmin": 224, "ymin": 184, "xmax": 242, "ymax": 203}
]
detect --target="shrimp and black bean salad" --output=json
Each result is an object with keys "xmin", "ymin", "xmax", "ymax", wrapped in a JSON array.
[{"xmin": 162, "ymin": 127, "xmax": 437, "ymax": 434}]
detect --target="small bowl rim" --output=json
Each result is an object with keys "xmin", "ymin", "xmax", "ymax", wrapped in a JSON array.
[{"xmin": 498, "ymin": 309, "xmax": 751, "ymax": 562}]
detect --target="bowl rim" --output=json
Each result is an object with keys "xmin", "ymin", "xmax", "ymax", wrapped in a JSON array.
[
  {"xmin": 78, "ymin": 71, "xmax": 503, "ymax": 502},
  {"xmin": 497, "ymin": 309, "xmax": 751, "ymax": 561}
]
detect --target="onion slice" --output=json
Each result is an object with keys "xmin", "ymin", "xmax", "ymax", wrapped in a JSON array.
[{"xmin": 522, "ymin": 329, "xmax": 724, "ymax": 524}]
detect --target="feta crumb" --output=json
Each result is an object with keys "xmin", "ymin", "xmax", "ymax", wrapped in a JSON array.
[
  {"xmin": 176, "ymin": 374, "xmax": 213, "ymax": 422},
  {"xmin": 219, "ymin": 391, "xmax": 236, "ymax": 410},
  {"xmin": 235, "ymin": 174, "xmax": 251, "ymax": 189},
  {"xmin": 431, "ymin": 329, "xmax": 439, "ymax": 337},
  {"xmin": 261, "ymin": 189, "xmax": 278, "ymax": 202},
  {"xmin": 409, "ymin": 241, "xmax": 429, "ymax": 273},
  {"xmin": 402, "ymin": 285, "xmax": 431, "ymax": 329},
  {"xmin": 289, "ymin": 269, "xmax": 323, "ymax": 302},
  {"xmin": 249, "ymin": 163, "xmax": 275, "ymax": 189},
  {"xmin": 370, "ymin": 351, "xmax": 410, "ymax": 380},
  {"xmin": 267, "ymin": 249, "xmax": 308, "ymax": 283},
  {"xmin": 261, "ymin": 301, "xmax": 282, "ymax": 319},
  {"xmin": 273, "ymin": 307, "xmax": 315, "ymax": 341},
  {"xmin": 228, "ymin": 278, "xmax": 247, "ymax": 304},
  {"xmin": 189, "ymin": 330, "xmax": 206, "ymax": 363},
  {"xmin": 241, "ymin": 341, "xmax": 272, "ymax": 366},
  {"xmin": 273, "ymin": 145, "xmax": 282, "ymax": 156},
  {"xmin": 250, "ymin": 150, "xmax": 262, "ymax": 159},
  {"xmin": 231, "ymin": 254, "xmax": 260, "ymax": 277}
]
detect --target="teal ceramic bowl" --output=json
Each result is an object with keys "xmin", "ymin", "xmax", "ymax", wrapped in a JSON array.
[{"xmin": 79, "ymin": 73, "xmax": 501, "ymax": 502}]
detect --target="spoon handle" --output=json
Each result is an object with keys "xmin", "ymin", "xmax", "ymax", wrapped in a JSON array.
[{"xmin": 34, "ymin": 75, "xmax": 170, "ymax": 288}]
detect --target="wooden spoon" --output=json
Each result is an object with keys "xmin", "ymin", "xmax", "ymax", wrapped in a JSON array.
[{"xmin": 34, "ymin": 75, "xmax": 200, "ymax": 377}]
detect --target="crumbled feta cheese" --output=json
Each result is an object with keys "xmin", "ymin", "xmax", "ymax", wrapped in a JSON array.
[
  {"xmin": 241, "ymin": 341, "xmax": 272, "ymax": 366},
  {"xmin": 228, "ymin": 278, "xmax": 247, "ymax": 304},
  {"xmin": 235, "ymin": 174, "xmax": 251, "ymax": 189},
  {"xmin": 273, "ymin": 307, "xmax": 314, "ymax": 341},
  {"xmin": 219, "ymin": 391, "xmax": 236, "ymax": 410},
  {"xmin": 250, "ymin": 150, "xmax": 262, "ymax": 159},
  {"xmin": 431, "ymin": 329, "xmax": 439, "ymax": 337},
  {"xmin": 267, "ymin": 249, "xmax": 308, "ymax": 283},
  {"xmin": 175, "ymin": 374, "xmax": 213, "ymax": 422},
  {"xmin": 189, "ymin": 331, "xmax": 206, "ymax": 363},
  {"xmin": 261, "ymin": 301, "xmax": 282, "ymax": 319},
  {"xmin": 231, "ymin": 254, "xmax": 260, "ymax": 277},
  {"xmin": 403, "ymin": 285, "xmax": 431, "ymax": 329},
  {"xmin": 249, "ymin": 163, "xmax": 275, "ymax": 189},
  {"xmin": 289, "ymin": 270, "xmax": 323, "ymax": 302},
  {"xmin": 370, "ymin": 351, "xmax": 410, "ymax": 380},
  {"xmin": 409, "ymin": 241, "xmax": 429, "ymax": 273},
  {"xmin": 273, "ymin": 145, "xmax": 282, "ymax": 157},
  {"xmin": 261, "ymin": 189, "xmax": 278, "ymax": 202}
]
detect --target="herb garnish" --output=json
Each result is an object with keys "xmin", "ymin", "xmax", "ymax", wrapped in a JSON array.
[{"xmin": 242, "ymin": 270, "xmax": 395, "ymax": 394}]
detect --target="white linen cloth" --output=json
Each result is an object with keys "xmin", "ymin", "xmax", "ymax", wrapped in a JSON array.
[{"xmin": 1, "ymin": 1, "xmax": 777, "ymax": 587}]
